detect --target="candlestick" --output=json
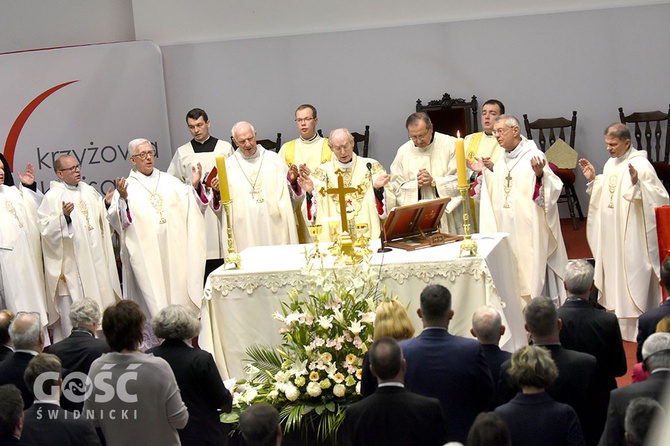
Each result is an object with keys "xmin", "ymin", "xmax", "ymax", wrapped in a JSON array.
[
  {"xmin": 455, "ymin": 131, "xmax": 468, "ymax": 188},
  {"xmin": 215, "ymin": 155, "xmax": 231, "ymax": 202}
]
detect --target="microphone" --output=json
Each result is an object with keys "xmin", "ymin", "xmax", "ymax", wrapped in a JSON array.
[{"xmin": 368, "ymin": 162, "xmax": 391, "ymax": 253}]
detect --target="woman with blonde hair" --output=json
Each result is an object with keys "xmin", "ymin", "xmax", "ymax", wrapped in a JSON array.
[{"xmin": 361, "ymin": 299, "xmax": 415, "ymax": 397}]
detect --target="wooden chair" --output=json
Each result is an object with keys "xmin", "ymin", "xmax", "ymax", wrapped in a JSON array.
[
  {"xmin": 619, "ymin": 105, "xmax": 670, "ymax": 192},
  {"xmin": 231, "ymin": 133, "xmax": 282, "ymax": 153},
  {"xmin": 416, "ymin": 93, "xmax": 479, "ymax": 136},
  {"xmin": 523, "ymin": 111, "xmax": 585, "ymax": 230},
  {"xmin": 318, "ymin": 127, "xmax": 370, "ymax": 157}
]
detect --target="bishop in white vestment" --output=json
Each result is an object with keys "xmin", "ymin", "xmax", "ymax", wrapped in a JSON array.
[
  {"xmin": 391, "ymin": 112, "xmax": 463, "ymax": 234},
  {"xmin": 212, "ymin": 122, "xmax": 301, "ymax": 252},
  {"xmin": 579, "ymin": 123, "xmax": 670, "ymax": 340},
  {"xmin": 38, "ymin": 155, "xmax": 121, "ymax": 340},
  {"xmin": 108, "ymin": 139, "xmax": 207, "ymax": 324},
  {"xmin": 476, "ymin": 116, "xmax": 568, "ymax": 304},
  {"xmin": 0, "ymin": 161, "xmax": 53, "ymax": 332}
]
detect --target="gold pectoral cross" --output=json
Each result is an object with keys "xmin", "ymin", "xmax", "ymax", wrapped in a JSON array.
[
  {"xmin": 5, "ymin": 201, "xmax": 23, "ymax": 228},
  {"xmin": 149, "ymin": 193, "xmax": 167, "ymax": 224},
  {"xmin": 503, "ymin": 173, "xmax": 512, "ymax": 208},
  {"xmin": 78, "ymin": 200, "xmax": 94, "ymax": 231}
]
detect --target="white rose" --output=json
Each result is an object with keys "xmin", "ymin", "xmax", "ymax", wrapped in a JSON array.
[
  {"xmin": 307, "ymin": 381, "xmax": 322, "ymax": 397},
  {"xmin": 333, "ymin": 383, "xmax": 346, "ymax": 398}
]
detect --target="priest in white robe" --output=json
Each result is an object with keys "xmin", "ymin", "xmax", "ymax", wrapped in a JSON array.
[
  {"xmin": 579, "ymin": 123, "xmax": 670, "ymax": 341},
  {"xmin": 391, "ymin": 112, "xmax": 463, "ymax": 234},
  {"xmin": 298, "ymin": 128, "xmax": 392, "ymax": 242},
  {"xmin": 38, "ymin": 155, "xmax": 121, "ymax": 341},
  {"xmin": 474, "ymin": 115, "xmax": 568, "ymax": 304},
  {"xmin": 168, "ymin": 108, "xmax": 234, "ymax": 271},
  {"xmin": 0, "ymin": 161, "xmax": 53, "ymax": 333},
  {"xmin": 278, "ymin": 104, "xmax": 332, "ymax": 243},
  {"xmin": 211, "ymin": 121, "xmax": 302, "ymax": 252},
  {"xmin": 108, "ymin": 139, "xmax": 207, "ymax": 327}
]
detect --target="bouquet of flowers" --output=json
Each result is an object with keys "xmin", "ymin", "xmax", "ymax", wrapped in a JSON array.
[{"xmin": 222, "ymin": 258, "xmax": 388, "ymax": 441}]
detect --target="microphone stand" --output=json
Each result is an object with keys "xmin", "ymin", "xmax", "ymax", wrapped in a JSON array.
[{"xmin": 367, "ymin": 161, "xmax": 391, "ymax": 253}]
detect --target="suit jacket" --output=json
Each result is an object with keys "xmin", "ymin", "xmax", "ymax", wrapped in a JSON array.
[
  {"xmin": 598, "ymin": 370, "xmax": 670, "ymax": 446},
  {"xmin": 46, "ymin": 330, "xmax": 110, "ymax": 411},
  {"xmin": 21, "ymin": 402, "xmax": 100, "ymax": 446},
  {"xmin": 0, "ymin": 345, "xmax": 12, "ymax": 363},
  {"xmin": 0, "ymin": 351, "xmax": 37, "ymax": 409},
  {"xmin": 636, "ymin": 299, "xmax": 670, "ymax": 362},
  {"xmin": 400, "ymin": 328, "xmax": 494, "ymax": 444},
  {"xmin": 498, "ymin": 344, "xmax": 599, "ymax": 445},
  {"xmin": 480, "ymin": 344, "xmax": 512, "ymax": 409},
  {"xmin": 147, "ymin": 339, "xmax": 232, "ymax": 446},
  {"xmin": 345, "ymin": 385, "xmax": 448, "ymax": 446}
]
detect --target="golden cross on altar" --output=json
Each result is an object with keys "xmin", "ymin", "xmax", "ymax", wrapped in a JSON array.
[{"xmin": 323, "ymin": 169, "xmax": 358, "ymax": 234}]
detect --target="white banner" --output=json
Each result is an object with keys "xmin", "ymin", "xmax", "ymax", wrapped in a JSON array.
[{"xmin": 0, "ymin": 41, "xmax": 171, "ymax": 194}]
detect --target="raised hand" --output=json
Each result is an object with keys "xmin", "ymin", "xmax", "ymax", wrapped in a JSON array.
[
  {"xmin": 530, "ymin": 156, "xmax": 546, "ymax": 178},
  {"xmin": 62, "ymin": 200, "xmax": 75, "ymax": 217},
  {"xmin": 191, "ymin": 162, "xmax": 203, "ymax": 188},
  {"xmin": 579, "ymin": 158, "xmax": 596, "ymax": 182},
  {"xmin": 115, "ymin": 177, "xmax": 128, "ymax": 200},
  {"xmin": 373, "ymin": 173, "xmax": 391, "ymax": 189},
  {"xmin": 17, "ymin": 163, "xmax": 35, "ymax": 186}
]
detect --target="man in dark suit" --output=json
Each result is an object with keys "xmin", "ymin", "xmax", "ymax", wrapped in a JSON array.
[
  {"xmin": 239, "ymin": 403, "xmax": 282, "ymax": 446},
  {"xmin": 470, "ymin": 304, "xmax": 512, "ymax": 407},
  {"xmin": 400, "ymin": 284, "xmax": 494, "ymax": 444},
  {"xmin": 636, "ymin": 257, "xmax": 670, "ymax": 362},
  {"xmin": 498, "ymin": 296, "xmax": 599, "ymax": 445},
  {"xmin": 599, "ymin": 332, "xmax": 670, "ymax": 446},
  {"xmin": 46, "ymin": 298, "xmax": 110, "ymax": 411},
  {"xmin": 346, "ymin": 337, "xmax": 448, "ymax": 446},
  {"xmin": 147, "ymin": 304, "xmax": 232, "ymax": 446},
  {"xmin": 0, "ymin": 384, "xmax": 23, "ymax": 445},
  {"xmin": 558, "ymin": 259, "xmax": 627, "ymax": 444},
  {"xmin": 21, "ymin": 353, "xmax": 100, "ymax": 445},
  {"xmin": 0, "ymin": 310, "xmax": 14, "ymax": 363},
  {"xmin": 0, "ymin": 312, "xmax": 44, "ymax": 409}
]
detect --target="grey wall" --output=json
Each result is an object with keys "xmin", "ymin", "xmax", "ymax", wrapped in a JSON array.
[{"xmin": 161, "ymin": 3, "xmax": 670, "ymax": 214}]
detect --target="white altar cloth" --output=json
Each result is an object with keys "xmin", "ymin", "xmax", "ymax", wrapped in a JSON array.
[{"xmin": 199, "ymin": 233, "xmax": 525, "ymax": 380}]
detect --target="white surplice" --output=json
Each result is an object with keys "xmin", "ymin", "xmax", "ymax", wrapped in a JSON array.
[{"xmin": 586, "ymin": 147, "xmax": 670, "ymax": 340}]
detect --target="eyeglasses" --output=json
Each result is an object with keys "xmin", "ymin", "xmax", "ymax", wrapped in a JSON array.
[
  {"xmin": 59, "ymin": 164, "xmax": 81, "ymax": 173},
  {"xmin": 494, "ymin": 127, "xmax": 515, "ymax": 136},
  {"xmin": 295, "ymin": 117, "xmax": 315, "ymax": 124},
  {"xmin": 132, "ymin": 150, "xmax": 156, "ymax": 160}
]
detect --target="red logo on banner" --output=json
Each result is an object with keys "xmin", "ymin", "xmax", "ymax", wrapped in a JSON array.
[{"xmin": 3, "ymin": 80, "xmax": 78, "ymax": 169}]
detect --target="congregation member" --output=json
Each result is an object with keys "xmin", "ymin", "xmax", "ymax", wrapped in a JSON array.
[
  {"xmin": 168, "ymin": 108, "xmax": 234, "ymax": 275},
  {"xmin": 632, "ymin": 316, "xmax": 670, "ymax": 383},
  {"xmin": 38, "ymin": 155, "xmax": 121, "ymax": 341},
  {"xmin": 400, "ymin": 284, "xmax": 494, "ymax": 444},
  {"xmin": 239, "ymin": 403, "xmax": 282, "ymax": 446},
  {"xmin": 466, "ymin": 412, "xmax": 511, "ymax": 446},
  {"xmin": 472, "ymin": 115, "xmax": 568, "ymax": 303},
  {"xmin": 470, "ymin": 305, "xmax": 511, "ymax": 405},
  {"xmin": 495, "ymin": 345, "xmax": 585, "ymax": 446},
  {"xmin": 360, "ymin": 299, "xmax": 415, "ymax": 397},
  {"xmin": 0, "ymin": 310, "xmax": 14, "ymax": 363},
  {"xmin": 298, "ymin": 128, "xmax": 392, "ymax": 241},
  {"xmin": 599, "ymin": 332, "xmax": 670, "ymax": 446},
  {"xmin": 391, "ymin": 112, "xmax": 463, "ymax": 234},
  {"xmin": 0, "ymin": 384, "xmax": 24, "ymax": 444},
  {"xmin": 0, "ymin": 312, "xmax": 44, "ymax": 409},
  {"xmin": 345, "ymin": 337, "xmax": 448, "ymax": 446},
  {"xmin": 85, "ymin": 300, "xmax": 188, "ymax": 446},
  {"xmin": 0, "ymin": 153, "xmax": 14, "ymax": 186},
  {"xmin": 498, "ymin": 296, "xmax": 598, "ymax": 445},
  {"xmin": 637, "ymin": 257, "xmax": 670, "ymax": 362},
  {"xmin": 211, "ymin": 121, "xmax": 302, "ymax": 251},
  {"xmin": 623, "ymin": 397, "xmax": 664, "ymax": 446},
  {"xmin": 558, "ymin": 259, "xmax": 627, "ymax": 441},
  {"xmin": 279, "ymin": 104, "xmax": 332, "ymax": 243},
  {"xmin": 579, "ymin": 123, "xmax": 670, "ymax": 341},
  {"xmin": 46, "ymin": 298, "xmax": 110, "ymax": 412},
  {"xmin": 21, "ymin": 353, "xmax": 100, "ymax": 446},
  {"xmin": 108, "ymin": 138, "xmax": 207, "ymax": 330},
  {"xmin": 147, "ymin": 305, "xmax": 232, "ymax": 446},
  {"xmin": 0, "ymin": 161, "xmax": 52, "ymax": 335}
]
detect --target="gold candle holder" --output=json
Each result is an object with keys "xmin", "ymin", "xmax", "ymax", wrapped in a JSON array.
[
  {"xmin": 458, "ymin": 186, "xmax": 478, "ymax": 258},
  {"xmin": 222, "ymin": 200, "xmax": 242, "ymax": 269}
]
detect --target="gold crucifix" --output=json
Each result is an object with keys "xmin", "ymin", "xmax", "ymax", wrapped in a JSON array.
[{"xmin": 321, "ymin": 169, "xmax": 358, "ymax": 235}]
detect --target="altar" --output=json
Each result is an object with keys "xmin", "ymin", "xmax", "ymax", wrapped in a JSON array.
[{"xmin": 199, "ymin": 233, "xmax": 526, "ymax": 380}]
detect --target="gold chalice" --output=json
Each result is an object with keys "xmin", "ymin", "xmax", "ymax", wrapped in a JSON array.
[
  {"xmin": 308, "ymin": 224, "xmax": 326, "ymax": 258},
  {"xmin": 326, "ymin": 217, "xmax": 340, "ymax": 255},
  {"xmin": 354, "ymin": 222, "xmax": 372, "ymax": 256}
]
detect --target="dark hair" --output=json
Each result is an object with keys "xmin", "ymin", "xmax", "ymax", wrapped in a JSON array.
[
  {"xmin": 24, "ymin": 353, "xmax": 61, "ymax": 398},
  {"xmin": 186, "ymin": 108, "xmax": 208, "ymax": 122},
  {"xmin": 661, "ymin": 257, "xmax": 670, "ymax": 291},
  {"xmin": 369, "ymin": 337, "xmax": 403, "ymax": 380},
  {"xmin": 419, "ymin": 284, "xmax": 452, "ymax": 323},
  {"xmin": 102, "ymin": 301, "xmax": 145, "ymax": 352},
  {"xmin": 0, "ymin": 384, "xmax": 23, "ymax": 437},
  {"xmin": 524, "ymin": 296, "xmax": 557, "ymax": 338},
  {"xmin": 295, "ymin": 104, "xmax": 317, "ymax": 119},
  {"xmin": 483, "ymin": 99, "xmax": 505, "ymax": 115},
  {"xmin": 467, "ymin": 412, "xmax": 511, "ymax": 446},
  {"xmin": 405, "ymin": 112, "xmax": 432, "ymax": 129},
  {"xmin": 0, "ymin": 310, "xmax": 14, "ymax": 345},
  {"xmin": 605, "ymin": 123, "xmax": 631, "ymax": 141},
  {"xmin": 239, "ymin": 403, "xmax": 280, "ymax": 446}
]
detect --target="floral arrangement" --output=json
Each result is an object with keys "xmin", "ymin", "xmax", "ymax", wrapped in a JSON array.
[{"xmin": 222, "ymin": 257, "xmax": 389, "ymax": 441}]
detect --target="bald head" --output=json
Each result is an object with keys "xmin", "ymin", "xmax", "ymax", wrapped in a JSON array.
[
  {"xmin": 232, "ymin": 121, "xmax": 258, "ymax": 157},
  {"xmin": 471, "ymin": 305, "xmax": 504, "ymax": 345}
]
